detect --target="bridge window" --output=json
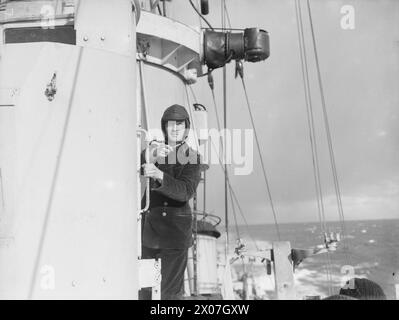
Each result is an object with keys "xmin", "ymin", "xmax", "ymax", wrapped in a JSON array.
[{"xmin": 4, "ymin": 25, "xmax": 75, "ymax": 45}]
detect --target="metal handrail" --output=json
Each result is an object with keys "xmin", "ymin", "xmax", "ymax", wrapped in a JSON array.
[
  {"xmin": 137, "ymin": 128, "xmax": 150, "ymax": 214},
  {"xmin": 192, "ymin": 210, "xmax": 222, "ymax": 227}
]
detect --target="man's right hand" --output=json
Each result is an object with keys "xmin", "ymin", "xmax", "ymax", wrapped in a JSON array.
[{"xmin": 147, "ymin": 142, "xmax": 173, "ymax": 163}]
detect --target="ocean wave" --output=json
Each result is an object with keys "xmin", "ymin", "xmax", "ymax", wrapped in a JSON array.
[{"xmin": 355, "ymin": 261, "xmax": 379, "ymax": 269}]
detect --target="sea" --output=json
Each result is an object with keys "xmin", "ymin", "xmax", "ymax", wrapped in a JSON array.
[{"xmin": 218, "ymin": 219, "xmax": 399, "ymax": 300}]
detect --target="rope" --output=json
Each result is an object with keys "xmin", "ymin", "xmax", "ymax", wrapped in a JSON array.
[
  {"xmin": 240, "ymin": 78, "xmax": 281, "ymax": 241},
  {"xmin": 306, "ymin": 0, "xmax": 351, "ymax": 266}
]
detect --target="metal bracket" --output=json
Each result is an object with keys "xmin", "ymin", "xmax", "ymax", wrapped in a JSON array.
[{"xmin": 44, "ymin": 72, "xmax": 57, "ymax": 101}]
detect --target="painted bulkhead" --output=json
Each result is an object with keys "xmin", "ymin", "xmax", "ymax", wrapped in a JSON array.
[{"xmin": 0, "ymin": 0, "xmax": 141, "ymax": 299}]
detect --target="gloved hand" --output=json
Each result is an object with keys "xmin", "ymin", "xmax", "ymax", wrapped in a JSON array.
[
  {"xmin": 147, "ymin": 141, "xmax": 173, "ymax": 163},
  {"xmin": 142, "ymin": 163, "xmax": 164, "ymax": 182}
]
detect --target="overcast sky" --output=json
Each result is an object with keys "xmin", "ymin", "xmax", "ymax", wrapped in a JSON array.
[{"xmin": 170, "ymin": 0, "xmax": 399, "ymax": 225}]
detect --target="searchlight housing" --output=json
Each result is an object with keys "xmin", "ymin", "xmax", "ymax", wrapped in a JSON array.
[{"xmin": 203, "ymin": 28, "xmax": 270, "ymax": 70}]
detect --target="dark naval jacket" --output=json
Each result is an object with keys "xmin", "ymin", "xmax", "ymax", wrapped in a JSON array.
[{"xmin": 141, "ymin": 143, "xmax": 203, "ymax": 249}]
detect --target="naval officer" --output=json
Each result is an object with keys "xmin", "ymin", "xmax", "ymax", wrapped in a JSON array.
[{"xmin": 140, "ymin": 104, "xmax": 203, "ymax": 300}]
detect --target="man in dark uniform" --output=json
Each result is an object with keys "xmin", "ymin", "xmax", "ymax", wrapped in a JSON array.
[{"xmin": 140, "ymin": 104, "xmax": 203, "ymax": 300}]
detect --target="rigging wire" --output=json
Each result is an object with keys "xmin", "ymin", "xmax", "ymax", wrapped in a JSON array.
[
  {"xmin": 305, "ymin": 0, "xmax": 351, "ymax": 266},
  {"xmin": 221, "ymin": 0, "xmax": 230, "ymax": 262},
  {"xmin": 209, "ymin": 87, "xmax": 261, "ymax": 251},
  {"xmin": 223, "ymin": 0, "xmax": 281, "ymax": 243},
  {"xmin": 188, "ymin": 85, "xmax": 260, "ymax": 252},
  {"xmin": 189, "ymin": 86, "xmax": 260, "ymax": 251},
  {"xmin": 221, "ymin": 0, "xmax": 280, "ymax": 246},
  {"xmin": 240, "ymin": 78, "xmax": 281, "ymax": 241},
  {"xmin": 195, "ymin": 0, "xmax": 203, "ymax": 28},
  {"xmin": 295, "ymin": 0, "xmax": 327, "ymax": 234},
  {"xmin": 211, "ymin": 136, "xmax": 261, "ymax": 252},
  {"xmin": 189, "ymin": 0, "xmax": 214, "ymax": 30},
  {"xmin": 223, "ymin": 0, "xmax": 232, "ymax": 29},
  {"xmin": 184, "ymin": 85, "xmax": 201, "ymax": 152},
  {"xmin": 295, "ymin": 0, "xmax": 334, "ymax": 295},
  {"xmin": 228, "ymin": 178, "xmax": 241, "ymax": 240},
  {"xmin": 220, "ymin": 0, "xmax": 348, "ymax": 296}
]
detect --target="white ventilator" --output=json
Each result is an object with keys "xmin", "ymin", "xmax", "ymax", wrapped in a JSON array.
[{"xmin": 187, "ymin": 234, "xmax": 219, "ymax": 295}]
